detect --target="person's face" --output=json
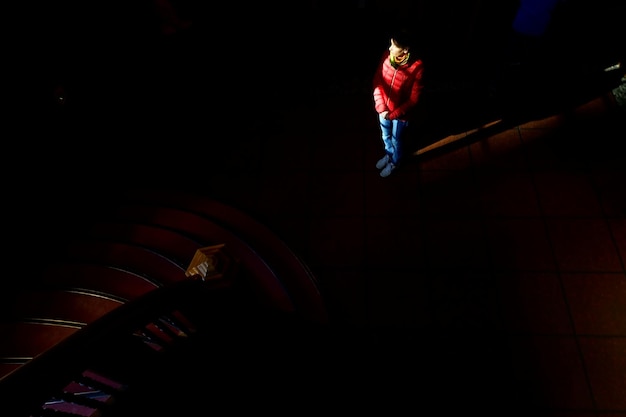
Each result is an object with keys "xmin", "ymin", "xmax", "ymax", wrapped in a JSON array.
[{"xmin": 389, "ymin": 39, "xmax": 408, "ymax": 58}]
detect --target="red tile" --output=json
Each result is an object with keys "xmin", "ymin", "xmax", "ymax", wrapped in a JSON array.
[
  {"xmin": 518, "ymin": 126, "xmax": 558, "ymax": 149},
  {"xmin": 561, "ymin": 272, "xmax": 626, "ymax": 336},
  {"xmin": 485, "ymin": 218, "xmax": 557, "ymax": 272},
  {"xmin": 205, "ymin": 172, "xmax": 261, "ymax": 211},
  {"xmin": 419, "ymin": 170, "xmax": 483, "ymax": 216},
  {"xmin": 477, "ymin": 171, "xmax": 542, "ymax": 216},
  {"xmin": 591, "ymin": 168, "xmax": 626, "ymax": 217},
  {"xmin": 427, "ymin": 270, "xmax": 504, "ymax": 331},
  {"xmin": 578, "ymin": 336, "xmax": 626, "ymax": 411},
  {"xmin": 469, "ymin": 127, "xmax": 526, "ymax": 171},
  {"xmin": 364, "ymin": 216, "xmax": 427, "ymax": 269},
  {"xmin": 608, "ymin": 218, "xmax": 626, "ymax": 266},
  {"xmin": 532, "ymin": 412, "xmax": 597, "ymax": 417},
  {"xmin": 519, "ymin": 114, "xmax": 567, "ymax": 129},
  {"xmin": 576, "ymin": 125, "xmax": 626, "ymax": 174},
  {"xmin": 259, "ymin": 214, "xmax": 312, "ymax": 259},
  {"xmin": 363, "ymin": 170, "xmax": 421, "ymax": 216},
  {"xmin": 255, "ymin": 172, "xmax": 312, "ymax": 216},
  {"xmin": 417, "ymin": 141, "xmax": 472, "ymax": 171},
  {"xmin": 307, "ymin": 216, "xmax": 365, "ymax": 268},
  {"xmin": 415, "ymin": 130, "xmax": 468, "ymax": 154},
  {"xmin": 533, "ymin": 171, "xmax": 604, "ymax": 216},
  {"xmin": 313, "ymin": 267, "xmax": 369, "ymax": 327},
  {"xmin": 495, "ymin": 272, "xmax": 573, "ymax": 335},
  {"xmin": 572, "ymin": 95, "xmax": 615, "ymax": 119},
  {"xmin": 508, "ymin": 335, "xmax": 594, "ymax": 409},
  {"xmin": 422, "ymin": 218, "xmax": 491, "ymax": 271},
  {"xmin": 258, "ymin": 132, "xmax": 313, "ymax": 173},
  {"xmin": 309, "ymin": 171, "xmax": 364, "ymax": 217},
  {"xmin": 309, "ymin": 131, "xmax": 365, "ymax": 172},
  {"xmin": 545, "ymin": 218, "xmax": 623, "ymax": 272},
  {"xmin": 520, "ymin": 128, "xmax": 587, "ymax": 172},
  {"xmin": 364, "ymin": 268, "xmax": 431, "ymax": 328}
]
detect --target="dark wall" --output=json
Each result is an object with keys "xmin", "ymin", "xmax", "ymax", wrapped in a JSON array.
[{"xmin": 13, "ymin": 0, "xmax": 623, "ymax": 118}]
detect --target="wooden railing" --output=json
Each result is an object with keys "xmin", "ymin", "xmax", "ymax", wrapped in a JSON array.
[
  {"xmin": 0, "ymin": 278, "xmax": 251, "ymax": 417},
  {"xmin": 0, "ymin": 189, "xmax": 330, "ymax": 416}
]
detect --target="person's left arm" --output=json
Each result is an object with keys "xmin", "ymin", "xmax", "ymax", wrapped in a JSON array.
[{"xmin": 388, "ymin": 64, "xmax": 424, "ymax": 120}]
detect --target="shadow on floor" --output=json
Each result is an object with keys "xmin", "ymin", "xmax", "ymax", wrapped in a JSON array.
[{"xmin": 405, "ymin": 59, "xmax": 624, "ymax": 160}]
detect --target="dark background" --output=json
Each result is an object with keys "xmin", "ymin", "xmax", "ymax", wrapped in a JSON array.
[{"xmin": 4, "ymin": 0, "xmax": 624, "ymax": 287}]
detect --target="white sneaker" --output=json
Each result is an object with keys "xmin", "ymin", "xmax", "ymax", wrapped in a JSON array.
[{"xmin": 376, "ymin": 154, "xmax": 390, "ymax": 169}]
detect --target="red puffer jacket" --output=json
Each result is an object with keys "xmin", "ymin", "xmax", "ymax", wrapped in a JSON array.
[{"xmin": 373, "ymin": 51, "xmax": 425, "ymax": 121}]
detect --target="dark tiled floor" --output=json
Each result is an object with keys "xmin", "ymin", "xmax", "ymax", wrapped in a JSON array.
[
  {"xmin": 10, "ymin": 4, "xmax": 626, "ymax": 415},
  {"xmin": 163, "ymin": 81, "xmax": 623, "ymax": 415},
  {"xmin": 185, "ymin": 80, "xmax": 624, "ymax": 415}
]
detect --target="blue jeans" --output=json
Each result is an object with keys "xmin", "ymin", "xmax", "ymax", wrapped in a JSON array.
[{"xmin": 378, "ymin": 114, "xmax": 409, "ymax": 166}]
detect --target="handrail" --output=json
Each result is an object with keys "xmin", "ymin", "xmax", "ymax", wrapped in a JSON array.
[{"xmin": 0, "ymin": 278, "xmax": 236, "ymax": 417}]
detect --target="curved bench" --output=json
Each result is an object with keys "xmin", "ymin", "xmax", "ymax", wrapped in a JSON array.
[
  {"xmin": 118, "ymin": 189, "xmax": 328, "ymax": 323},
  {"xmin": 40, "ymin": 263, "xmax": 161, "ymax": 302},
  {"xmin": 8, "ymin": 290, "xmax": 124, "ymax": 324},
  {"xmin": 1, "ymin": 190, "xmax": 328, "ymax": 384},
  {"xmin": 62, "ymin": 240, "xmax": 186, "ymax": 285}
]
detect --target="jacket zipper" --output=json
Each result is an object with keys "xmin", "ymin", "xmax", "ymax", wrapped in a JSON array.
[{"xmin": 386, "ymin": 68, "xmax": 399, "ymax": 107}]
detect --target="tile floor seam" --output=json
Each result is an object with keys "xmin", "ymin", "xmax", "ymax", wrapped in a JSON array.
[
  {"xmin": 586, "ymin": 163, "xmax": 626, "ymax": 273},
  {"xmin": 517, "ymin": 120, "xmax": 604, "ymax": 412}
]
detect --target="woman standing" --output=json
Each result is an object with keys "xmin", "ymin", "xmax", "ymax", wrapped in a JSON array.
[{"xmin": 372, "ymin": 28, "xmax": 425, "ymax": 177}]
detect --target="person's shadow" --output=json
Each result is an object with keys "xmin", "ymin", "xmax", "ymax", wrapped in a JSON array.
[{"xmin": 406, "ymin": 54, "xmax": 623, "ymax": 161}]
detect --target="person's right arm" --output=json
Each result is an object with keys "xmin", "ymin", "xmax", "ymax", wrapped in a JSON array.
[{"xmin": 373, "ymin": 54, "xmax": 389, "ymax": 115}]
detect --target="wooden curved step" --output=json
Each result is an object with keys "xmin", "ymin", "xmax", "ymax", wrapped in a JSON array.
[
  {"xmin": 0, "ymin": 291, "xmax": 124, "ymax": 380},
  {"xmin": 39, "ymin": 263, "xmax": 161, "ymax": 302},
  {"xmin": 7, "ymin": 290, "xmax": 124, "ymax": 325},
  {"xmin": 0, "ymin": 280, "xmax": 232, "ymax": 410},
  {"xmin": 119, "ymin": 189, "xmax": 328, "ymax": 323},
  {"xmin": 106, "ymin": 204, "xmax": 297, "ymax": 312},
  {"xmin": 0, "ymin": 321, "xmax": 80, "ymax": 360},
  {"xmin": 62, "ymin": 240, "xmax": 187, "ymax": 286},
  {"xmin": 0, "ymin": 320, "xmax": 84, "ymax": 380},
  {"xmin": 84, "ymin": 222, "xmax": 202, "ymax": 268},
  {"xmin": 81, "ymin": 218, "xmax": 294, "ymax": 311},
  {"xmin": 0, "ymin": 363, "xmax": 22, "ymax": 380}
]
